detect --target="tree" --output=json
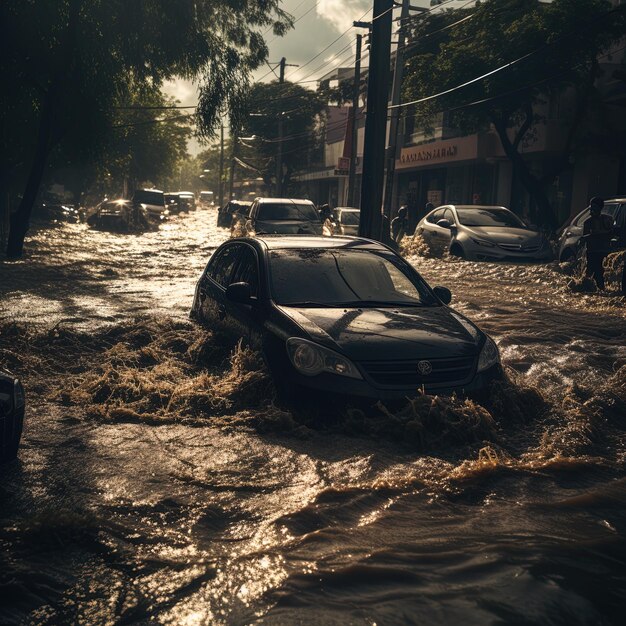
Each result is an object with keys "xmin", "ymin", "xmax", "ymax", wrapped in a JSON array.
[
  {"xmin": 238, "ymin": 81, "xmax": 325, "ymax": 194},
  {"xmin": 401, "ymin": 0, "xmax": 626, "ymax": 228},
  {"xmin": 0, "ymin": 0, "xmax": 291, "ymax": 257}
]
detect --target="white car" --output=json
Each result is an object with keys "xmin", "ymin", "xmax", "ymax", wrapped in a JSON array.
[
  {"xmin": 333, "ymin": 207, "xmax": 360, "ymax": 236},
  {"xmin": 416, "ymin": 205, "xmax": 553, "ymax": 262}
]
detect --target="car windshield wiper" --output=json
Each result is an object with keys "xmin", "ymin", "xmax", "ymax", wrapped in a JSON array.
[{"xmin": 278, "ymin": 301, "xmax": 345, "ymax": 308}]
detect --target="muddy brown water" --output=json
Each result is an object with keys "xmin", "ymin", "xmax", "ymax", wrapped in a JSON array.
[{"xmin": 1, "ymin": 211, "xmax": 625, "ymax": 625}]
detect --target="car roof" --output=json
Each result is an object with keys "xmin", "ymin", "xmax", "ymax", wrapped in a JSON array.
[
  {"xmin": 230, "ymin": 235, "xmax": 389, "ymax": 251},
  {"xmin": 255, "ymin": 197, "xmax": 315, "ymax": 204},
  {"xmin": 603, "ymin": 197, "xmax": 626, "ymax": 203},
  {"xmin": 335, "ymin": 206, "xmax": 360, "ymax": 211}
]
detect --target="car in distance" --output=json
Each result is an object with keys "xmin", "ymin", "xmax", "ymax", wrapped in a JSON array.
[
  {"xmin": 87, "ymin": 199, "xmax": 151, "ymax": 232},
  {"xmin": 333, "ymin": 207, "xmax": 360, "ymax": 236},
  {"xmin": 0, "ymin": 370, "xmax": 25, "ymax": 463},
  {"xmin": 132, "ymin": 188, "xmax": 168, "ymax": 221},
  {"xmin": 190, "ymin": 235, "xmax": 502, "ymax": 401},
  {"xmin": 244, "ymin": 198, "xmax": 323, "ymax": 236},
  {"xmin": 557, "ymin": 197, "xmax": 625, "ymax": 261},
  {"xmin": 217, "ymin": 200, "xmax": 252, "ymax": 228},
  {"xmin": 416, "ymin": 204, "xmax": 553, "ymax": 261},
  {"xmin": 199, "ymin": 190, "xmax": 215, "ymax": 207}
]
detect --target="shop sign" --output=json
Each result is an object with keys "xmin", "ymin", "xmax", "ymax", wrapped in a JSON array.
[
  {"xmin": 401, "ymin": 146, "xmax": 458, "ymax": 165},
  {"xmin": 398, "ymin": 136, "xmax": 478, "ymax": 169}
]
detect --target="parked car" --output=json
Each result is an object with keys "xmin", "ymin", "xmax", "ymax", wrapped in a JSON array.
[
  {"xmin": 190, "ymin": 235, "xmax": 502, "ymax": 401},
  {"xmin": 333, "ymin": 207, "xmax": 360, "ymax": 236},
  {"xmin": 132, "ymin": 188, "xmax": 167, "ymax": 221},
  {"xmin": 87, "ymin": 199, "xmax": 150, "ymax": 232},
  {"xmin": 217, "ymin": 200, "xmax": 252, "ymax": 228},
  {"xmin": 244, "ymin": 198, "xmax": 323, "ymax": 236},
  {"xmin": 557, "ymin": 197, "xmax": 625, "ymax": 261},
  {"xmin": 0, "ymin": 370, "xmax": 25, "ymax": 463},
  {"xmin": 416, "ymin": 204, "xmax": 553, "ymax": 261}
]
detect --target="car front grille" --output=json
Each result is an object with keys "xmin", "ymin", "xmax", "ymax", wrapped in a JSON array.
[
  {"xmin": 357, "ymin": 355, "xmax": 476, "ymax": 387},
  {"xmin": 497, "ymin": 243, "xmax": 541, "ymax": 252}
]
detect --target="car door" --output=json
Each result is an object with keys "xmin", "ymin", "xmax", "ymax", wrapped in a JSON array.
[
  {"xmin": 425, "ymin": 207, "xmax": 449, "ymax": 253},
  {"xmin": 227, "ymin": 243, "xmax": 264, "ymax": 347},
  {"xmin": 199, "ymin": 244, "xmax": 242, "ymax": 324},
  {"xmin": 419, "ymin": 208, "xmax": 444, "ymax": 245}
]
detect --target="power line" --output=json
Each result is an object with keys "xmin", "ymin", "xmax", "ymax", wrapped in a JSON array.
[{"xmin": 390, "ymin": 3, "xmax": 626, "ymax": 111}]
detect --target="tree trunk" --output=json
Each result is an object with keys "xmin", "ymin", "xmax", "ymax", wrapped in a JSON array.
[
  {"xmin": 492, "ymin": 116, "xmax": 557, "ymax": 231},
  {"xmin": 5, "ymin": 86, "xmax": 57, "ymax": 258}
]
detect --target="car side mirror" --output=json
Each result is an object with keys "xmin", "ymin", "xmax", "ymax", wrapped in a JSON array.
[
  {"xmin": 436, "ymin": 219, "xmax": 453, "ymax": 229},
  {"xmin": 433, "ymin": 286, "xmax": 452, "ymax": 304},
  {"xmin": 226, "ymin": 282, "xmax": 252, "ymax": 304}
]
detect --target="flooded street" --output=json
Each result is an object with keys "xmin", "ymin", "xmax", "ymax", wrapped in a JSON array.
[{"xmin": 1, "ymin": 210, "xmax": 626, "ymax": 625}]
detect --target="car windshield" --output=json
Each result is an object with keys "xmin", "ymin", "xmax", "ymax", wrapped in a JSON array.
[
  {"xmin": 134, "ymin": 190, "xmax": 164, "ymax": 206},
  {"xmin": 269, "ymin": 249, "xmax": 437, "ymax": 307},
  {"xmin": 258, "ymin": 202, "xmax": 318, "ymax": 221},
  {"xmin": 341, "ymin": 211, "xmax": 360, "ymax": 225},
  {"xmin": 456, "ymin": 208, "xmax": 524, "ymax": 228}
]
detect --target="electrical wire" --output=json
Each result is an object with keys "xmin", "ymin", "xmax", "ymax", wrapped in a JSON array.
[{"xmin": 390, "ymin": 3, "xmax": 626, "ymax": 110}]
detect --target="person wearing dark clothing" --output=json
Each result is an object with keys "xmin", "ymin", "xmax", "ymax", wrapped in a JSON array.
[
  {"xmin": 582, "ymin": 197, "xmax": 613, "ymax": 290},
  {"xmin": 391, "ymin": 206, "xmax": 408, "ymax": 243}
]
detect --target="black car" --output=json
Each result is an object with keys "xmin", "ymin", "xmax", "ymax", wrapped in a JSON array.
[
  {"xmin": 190, "ymin": 236, "xmax": 502, "ymax": 401},
  {"xmin": 244, "ymin": 198, "xmax": 323, "ymax": 236},
  {"xmin": 557, "ymin": 197, "xmax": 625, "ymax": 261},
  {"xmin": 87, "ymin": 199, "xmax": 150, "ymax": 232},
  {"xmin": 0, "ymin": 370, "xmax": 25, "ymax": 463},
  {"xmin": 217, "ymin": 200, "xmax": 252, "ymax": 228}
]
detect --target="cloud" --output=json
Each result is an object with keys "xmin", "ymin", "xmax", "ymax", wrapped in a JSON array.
[{"xmin": 315, "ymin": 0, "xmax": 371, "ymax": 33}]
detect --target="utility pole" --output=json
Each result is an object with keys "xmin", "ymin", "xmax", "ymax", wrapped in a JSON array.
[
  {"xmin": 358, "ymin": 0, "xmax": 393, "ymax": 241},
  {"xmin": 276, "ymin": 57, "xmax": 286, "ymax": 196},
  {"xmin": 347, "ymin": 33, "xmax": 363, "ymax": 208},
  {"xmin": 382, "ymin": 0, "xmax": 410, "ymax": 229},
  {"xmin": 229, "ymin": 131, "xmax": 238, "ymax": 201},
  {"xmin": 218, "ymin": 121, "xmax": 225, "ymax": 207}
]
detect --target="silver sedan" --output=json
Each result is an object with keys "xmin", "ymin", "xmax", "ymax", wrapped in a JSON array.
[{"xmin": 416, "ymin": 205, "xmax": 553, "ymax": 262}]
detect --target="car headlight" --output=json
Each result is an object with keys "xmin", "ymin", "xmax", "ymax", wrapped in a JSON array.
[
  {"xmin": 470, "ymin": 237, "xmax": 496, "ymax": 248},
  {"xmin": 477, "ymin": 336, "xmax": 500, "ymax": 373},
  {"xmin": 286, "ymin": 338, "xmax": 362, "ymax": 379}
]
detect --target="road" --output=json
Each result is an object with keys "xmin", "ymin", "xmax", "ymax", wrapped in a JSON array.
[{"xmin": 1, "ymin": 210, "xmax": 625, "ymax": 625}]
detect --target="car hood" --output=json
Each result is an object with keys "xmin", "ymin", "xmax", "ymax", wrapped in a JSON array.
[
  {"xmin": 278, "ymin": 305, "xmax": 481, "ymax": 361},
  {"xmin": 464, "ymin": 226, "xmax": 542, "ymax": 244},
  {"xmin": 255, "ymin": 220, "xmax": 322, "ymax": 234}
]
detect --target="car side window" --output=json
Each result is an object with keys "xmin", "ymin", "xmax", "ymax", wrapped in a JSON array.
[
  {"xmin": 207, "ymin": 245, "xmax": 241, "ymax": 288},
  {"xmin": 603, "ymin": 203, "xmax": 619, "ymax": 220},
  {"xmin": 443, "ymin": 208, "xmax": 455, "ymax": 224},
  {"xmin": 427, "ymin": 208, "xmax": 445, "ymax": 224},
  {"xmin": 230, "ymin": 245, "xmax": 259, "ymax": 297}
]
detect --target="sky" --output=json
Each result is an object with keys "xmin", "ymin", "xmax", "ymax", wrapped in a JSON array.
[{"xmin": 163, "ymin": 0, "xmax": 462, "ymax": 153}]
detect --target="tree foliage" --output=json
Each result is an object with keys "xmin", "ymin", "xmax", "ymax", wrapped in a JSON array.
[
  {"xmin": 402, "ymin": 0, "xmax": 626, "ymax": 227},
  {"xmin": 238, "ymin": 81, "xmax": 325, "ymax": 193},
  {"xmin": 0, "ymin": 0, "xmax": 291, "ymax": 256}
]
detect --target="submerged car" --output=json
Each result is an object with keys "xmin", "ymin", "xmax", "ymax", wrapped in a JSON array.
[
  {"xmin": 244, "ymin": 198, "xmax": 323, "ymax": 236},
  {"xmin": 557, "ymin": 197, "xmax": 625, "ymax": 261},
  {"xmin": 132, "ymin": 188, "xmax": 168, "ymax": 221},
  {"xmin": 0, "ymin": 370, "xmax": 25, "ymax": 463},
  {"xmin": 333, "ymin": 207, "xmax": 360, "ymax": 236},
  {"xmin": 217, "ymin": 200, "xmax": 252, "ymax": 228},
  {"xmin": 417, "ymin": 205, "xmax": 553, "ymax": 261},
  {"xmin": 87, "ymin": 199, "xmax": 150, "ymax": 232},
  {"xmin": 190, "ymin": 236, "xmax": 502, "ymax": 401}
]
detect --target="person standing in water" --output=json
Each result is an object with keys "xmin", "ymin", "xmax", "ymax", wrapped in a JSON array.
[
  {"xmin": 582, "ymin": 197, "xmax": 613, "ymax": 290},
  {"xmin": 391, "ymin": 206, "xmax": 408, "ymax": 243}
]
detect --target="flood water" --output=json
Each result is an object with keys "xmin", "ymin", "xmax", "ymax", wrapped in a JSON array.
[{"xmin": 1, "ymin": 210, "xmax": 625, "ymax": 625}]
